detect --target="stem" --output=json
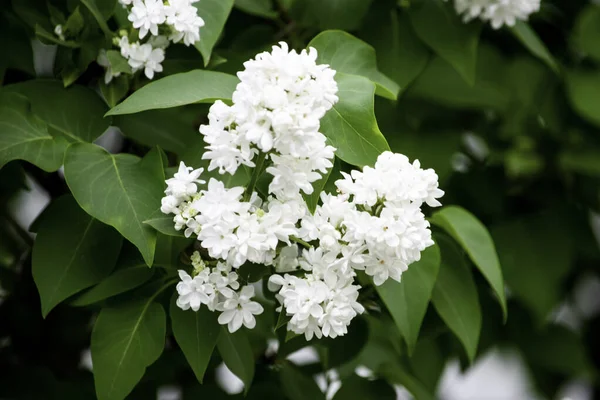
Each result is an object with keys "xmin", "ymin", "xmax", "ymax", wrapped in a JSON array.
[
  {"xmin": 243, "ymin": 152, "xmax": 267, "ymax": 202},
  {"xmin": 290, "ymin": 236, "xmax": 311, "ymax": 249}
]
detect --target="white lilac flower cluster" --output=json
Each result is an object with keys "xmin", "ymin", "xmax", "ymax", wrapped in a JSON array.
[
  {"xmin": 163, "ymin": 44, "xmax": 444, "ymax": 338},
  {"xmin": 449, "ymin": 0, "xmax": 541, "ymax": 29},
  {"xmin": 199, "ymin": 42, "xmax": 338, "ymax": 201},
  {"xmin": 98, "ymin": 0, "xmax": 204, "ymax": 82},
  {"xmin": 176, "ymin": 252, "xmax": 264, "ymax": 332}
]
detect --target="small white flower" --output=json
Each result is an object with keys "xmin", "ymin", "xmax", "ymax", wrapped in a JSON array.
[
  {"xmin": 450, "ymin": 0, "xmax": 541, "ymax": 29},
  {"xmin": 165, "ymin": 0, "xmax": 205, "ymax": 46},
  {"xmin": 128, "ymin": 0, "xmax": 166, "ymax": 39},
  {"xmin": 176, "ymin": 270, "xmax": 214, "ymax": 311},
  {"xmin": 217, "ymin": 285, "xmax": 264, "ymax": 332}
]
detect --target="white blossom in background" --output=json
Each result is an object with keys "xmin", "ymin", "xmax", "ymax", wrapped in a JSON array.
[
  {"xmin": 96, "ymin": 50, "xmax": 121, "ymax": 84},
  {"xmin": 164, "ymin": 45, "xmax": 445, "ymax": 339},
  {"xmin": 54, "ymin": 25, "xmax": 65, "ymax": 41},
  {"xmin": 450, "ymin": 0, "xmax": 541, "ymax": 28},
  {"xmin": 99, "ymin": 0, "xmax": 203, "ymax": 81}
]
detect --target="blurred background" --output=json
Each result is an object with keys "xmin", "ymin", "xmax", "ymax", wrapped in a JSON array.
[{"xmin": 2, "ymin": 0, "xmax": 600, "ymax": 399}]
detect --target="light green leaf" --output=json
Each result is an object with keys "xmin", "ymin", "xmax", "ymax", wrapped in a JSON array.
[
  {"xmin": 32, "ymin": 195, "xmax": 122, "ymax": 317},
  {"xmin": 235, "ymin": 0, "xmax": 277, "ymax": 19},
  {"xmin": 566, "ymin": 70, "xmax": 600, "ymax": 128},
  {"xmin": 194, "ymin": 0, "xmax": 235, "ymax": 66},
  {"xmin": 64, "ymin": 144, "xmax": 165, "ymax": 266},
  {"xmin": 4, "ymin": 80, "xmax": 110, "ymax": 142},
  {"xmin": 309, "ymin": 30, "xmax": 399, "ymax": 100},
  {"xmin": 113, "ymin": 108, "xmax": 199, "ymax": 154},
  {"xmin": 573, "ymin": 5, "xmax": 600, "ymax": 63},
  {"xmin": 510, "ymin": 21, "xmax": 559, "ymax": 74},
  {"xmin": 431, "ymin": 236, "xmax": 481, "ymax": 362},
  {"xmin": 144, "ymin": 211, "xmax": 186, "ymax": 238},
  {"xmin": 70, "ymin": 245, "xmax": 155, "ymax": 306},
  {"xmin": 320, "ymin": 73, "xmax": 390, "ymax": 167},
  {"xmin": 375, "ymin": 245, "xmax": 440, "ymax": 353},
  {"xmin": 63, "ymin": 7, "xmax": 85, "ymax": 36},
  {"xmin": 106, "ymin": 70, "xmax": 238, "ymax": 115},
  {"xmin": 280, "ymin": 362, "xmax": 325, "ymax": 400},
  {"xmin": 361, "ymin": 6, "xmax": 430, "ymax": 90},
  {"xmin": 170, "ymin": 296, "xmax": 221, "ymax": 383},
  {"xmin": 217, "ymin": 329, "xmax": 255, "ymax": 393},
  {"xmin": 431, "ymin": 206, "xmax": 507, "ymax": 319},
  {"xmin": 100, "ymin": 75, "xmax": 130, "ymax": 109},
  {"xmin": 91, "ymin": 299, "xmax": 166, "ymax": 400},
  {"xmin": 409, "ymin": 0, "xmax": 481, "ymax": 85},
  {"xmin": 0, "ymin": 92, "xmax": 68, "ymax": 172},
  {"xmin": 559, "ymin": 149, "xmax": 600, "ymax": 177}
]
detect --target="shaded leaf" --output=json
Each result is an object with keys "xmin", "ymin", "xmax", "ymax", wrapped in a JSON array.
[
  {"xmin": 32, "ymin": 195, "xmax": 122, "ymax": 316},
  {"xmin": 409, "ymin": 0, "xmax": 481, "ymax": 85},
  {"xmin": 217, "ymin": 329, "xmax": 255, "ymax": 392},
  {"xmin": 4, "ymin": 80, "xmax": 110, "ymax": 142},
  {"xmin": 91, "ymin": 299, "xmax": 166, "ymax": 400},
  {"xmin": 510, "ymin": 21, "xmax": 559, "ymax": 73},
  {"xmin": 170, "ymin": 296, "xmax": 221, "ymax": 383},
  {"xmin": 280, "ymin": 362, "xmax": 324, "ymax": 400},
  {"xmin": 431, "ymin": 236, "xmax": 481, "ymax": 362},
  {"xmin": 0, "ymin": 92, "xmax": 68, "ymax": 172},
  {"xmin": 566, "ymin": 70, "xmax": 600, "ymax": 128},
  {"xmin": 375, "ymin": 244, "xmax": 440, "ymax": 352}
]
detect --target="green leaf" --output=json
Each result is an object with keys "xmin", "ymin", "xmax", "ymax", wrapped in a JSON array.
[
  {"xmin": 0, "ymin": 92, "xmax": 68, "ymax": 172},
  {"xmin": 510, "ymin": 21, "xmax": 559, "ymax": 74},
  {"xmin": 4, "ymin": 80, "xmax": 110, "ymax": 142},
  {"xmin": 91, "ymin": 299, "xmax": 166, "ymax": 400},
  {"xmin": 573, "ymin": 5, "xmax": 600, "ymax": 63},
  {"xmin": 113, "ymin": 108, "xmax": 199, "ymax": 154},
  {"xmin": 32, "ymin": 195, "xmax": 122, "ymax": 317},
  {"xmin": 106, "ymin": 70, "xmax": 238, "ymax": 115},
  {"xmin": 280, "ymin": 362, "xmax": 324, "ymax": 400},
  {"xmin": 566, "ymin": 70, "xmax": 600, "ymax": 128},
  {"xmin": 235, "ymin": 0, "xmax": 277, "ymax": 19},
  {"xmin": 491, "ymin": 212, "xmax": 572, "ymax": 322},
  {"xmin": 194, "ymin": 0, "xmax": 235, "ymax": 66},
  {"xmin": 375, "ymin": 245, "xmax": 440, "ymax": 353},
  {"xmin": 431, "ymin": 206, "xmax": 507, "ymax": 319},
  {"xmin": 559, "ymin": 149, "xmax": 600, "ymax": 177},
  {"xmin": 80, "ymin": 0, "xmax": 113, "ymax": 36},
  {"xmin": 64, "ymin": 144, "xmax": 165, "ymax": 266},
  {"xmin": 170, "ymin": 296, "xmax": 221, "ymax": 383},
  {"xmin": 333, "ymin": 376, "xmax": 395, "ymax": 400},
  {"xmin": 409, "ymin": 0, "xmax": 481, "ymax": 85},
  {"xmin": 217, "ymin": 329, "xmax": 255, "ymax": 393},
  {"xmin": 100, "ymin": 75, "xmax": 130, "ymax": 108},
  {"xmin": 106, "ymin": 50, "xmax": 132, "ymax": 75},
  {"xmin": 320, "ymin": 73, "xmax": 390, "ymax": 167},
  {"xmin": 431, "ymin": 236, "xmax": 481, "ymax": 362},
  {"xmin": 361, "ymin": 6, "xmax": 430, "ymax": 90},
  {"xmin": 70, "ymin": 245, "xmax": 155, "ymax": 306},
  {"xmin": 144, "ymin": 211, "xmax": 186, "ymax": 238},
  {"xmin": 309, "ymin": 30, "xmax": 399, "ymax": 100}
]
